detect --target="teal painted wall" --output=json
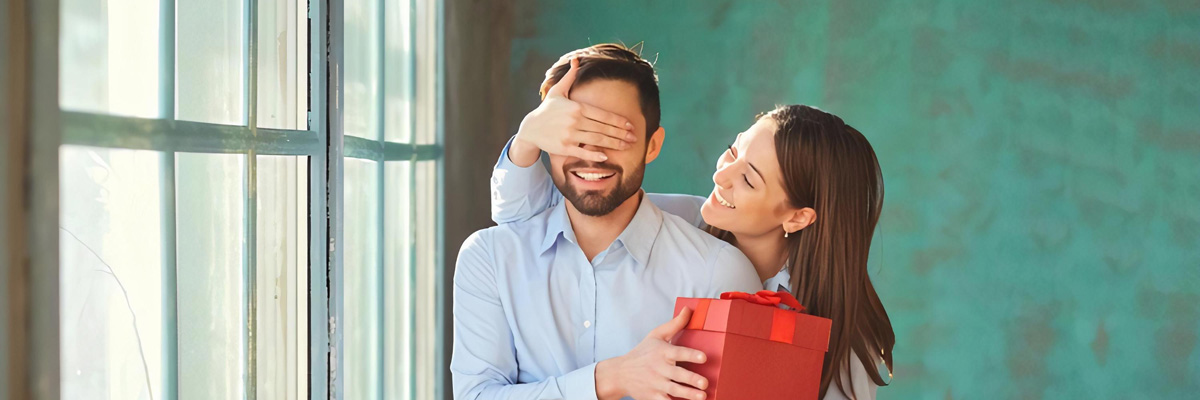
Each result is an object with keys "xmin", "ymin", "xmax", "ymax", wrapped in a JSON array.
[{"xmin": 505, "ymin": 0, "xmax": 1200, "ymax": 398}]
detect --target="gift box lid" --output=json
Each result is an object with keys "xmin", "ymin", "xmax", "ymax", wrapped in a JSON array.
[{"xmin": 674, "ymin": 291, "xmax": 832, "ymax": 352}]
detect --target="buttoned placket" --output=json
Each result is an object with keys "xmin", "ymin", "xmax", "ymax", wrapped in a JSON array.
[
  {"xmin": 565, "ymin": 241, "xmax": 598, "ymax": 364},
  {"xmin": 572, "ymin": 240, "xmax": 624, "ymax": 365}
]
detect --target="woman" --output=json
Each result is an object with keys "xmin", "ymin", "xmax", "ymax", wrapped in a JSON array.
[{"xmin": 493, "ymin": 64, "xmax": 894, "ymax": 400}]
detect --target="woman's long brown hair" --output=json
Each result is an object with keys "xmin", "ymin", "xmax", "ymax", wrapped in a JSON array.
[{"xmin": 707, "ymin": 105, "xmax": 894, "ymax": 398}]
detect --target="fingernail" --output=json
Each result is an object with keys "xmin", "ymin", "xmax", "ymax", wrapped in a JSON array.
[
  {"xmin": 696, "ymin": 354, "xmax": 705, "ymax": 362},
  {"xmin": 626, "ymin": 133, "xmax": 637, "ymax": 142},
  {"xmin": 598, "ymin": 154, "xmax": 608, "ymax": 161},
  {"xmin": 698, "ymin": 379, "xmax": 707, "ymax": 389},
  {"xmin": 625, "ymin": 122, "xmax": 634, "ymax": 130}
]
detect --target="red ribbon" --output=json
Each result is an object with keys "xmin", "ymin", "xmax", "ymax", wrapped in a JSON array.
[
  {"xmin": 720, "ymin": 290, "xmax": 806, "ymax": 313},
  {"xmin": 676, "ymin": 290, "xmax": 830, "ymax": 349}
]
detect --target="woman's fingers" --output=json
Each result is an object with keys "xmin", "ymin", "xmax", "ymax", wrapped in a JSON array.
[
  {"xmin": 574, "ymin": 130, "xmax": 628, "ymax": 151},
  {"xmin": 544, "ymin": 58, "xmax": 579, "ymax": 99},
  {"xmin": 578, "ymin": 119, "xmax": 636, "ymax": 146},
  {"xmin": 561, "ymin": 145, "xmax": 608, "ymax": 163},
  {"xmin": 580, "ymin": 102, "xmax": 635, "ymax": 134}
]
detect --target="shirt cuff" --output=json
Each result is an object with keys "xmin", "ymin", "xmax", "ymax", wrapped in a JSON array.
[
  {"xmin": 493, "ymin": 135, "xmax": 543, "ymax": 170},
  {"xmin": 558, "ymin": 362, "xmax": 599, "ymax": 400},
  {"xmin": 491, "ymin": 136, "xmax": 550, "ymax": 203}
]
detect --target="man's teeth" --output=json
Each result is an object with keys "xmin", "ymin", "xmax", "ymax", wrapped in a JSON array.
[
  {"xmin": 715, "ymin": 191, "xmax": 735, "ymax": 209},
  {"xmin": 574, "ymin": 172, "xmax": 614, "ymax": 181}
]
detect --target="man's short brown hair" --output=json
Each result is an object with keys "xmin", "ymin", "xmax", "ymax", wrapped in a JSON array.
[{"xmin": 539, "ymin": 43, "xmax": 661, "ymax": 135}]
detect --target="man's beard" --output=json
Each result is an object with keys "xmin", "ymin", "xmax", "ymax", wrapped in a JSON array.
[{"xmin": 557, "ymin": 160, "xmax": 645, "ymax": 217}]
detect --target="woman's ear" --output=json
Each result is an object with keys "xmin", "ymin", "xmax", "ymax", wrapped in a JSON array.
[
  {"xmin": 783, "ymin": 207, "xmax": 817, "ymax": 234},
  {"xmin": 644, "ymin": 126, "xmax": 666, "ymax": 164}
]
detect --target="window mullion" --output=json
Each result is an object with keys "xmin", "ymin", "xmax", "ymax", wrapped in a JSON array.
[
  {"xmin": 244, "ymin": 0, "xmax": 260, "ymax": 398},
  {"xmin": 406, "ymin": 2, "xmax": 421, "ymax": 397},
  {"xmin": 306, "ymin": 0, "xmax": 332, "ymax": 397},
  {"xmin": 406, "ymin": 151, "xmax": 419, "ymax": 400},
  {"xmin": 158, "ymin": 0, "xmax": 179, "ymax": 399},
  {"xmin": 159, "ymin": 152, "xmax": 179, "ymax": 400},
  {"xmin": 326, "ymin": 0, "xmax": 348, "ymax": 398},
  {"xmin": 375, "ymin": 0, "xmax": 387, "ymax": 396}
]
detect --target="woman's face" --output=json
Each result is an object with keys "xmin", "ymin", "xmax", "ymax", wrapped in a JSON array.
[{"xmin": 700, "ymin": 118, "xmax": 798, "ymax": 238}]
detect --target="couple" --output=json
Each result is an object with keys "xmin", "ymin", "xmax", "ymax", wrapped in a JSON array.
[{"xmin": 452, "ymin": 43, "xmax": 894, "ymax": 400}]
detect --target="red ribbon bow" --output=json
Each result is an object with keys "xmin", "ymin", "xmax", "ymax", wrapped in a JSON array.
[{"xmin": 719, "ymin": 290, "xmax": 806, "ymax": 313}]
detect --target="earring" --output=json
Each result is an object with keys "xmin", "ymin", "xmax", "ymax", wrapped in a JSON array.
[{"xmin": 784, "ymin": 231, "xmax": 789, "ymax": 238}]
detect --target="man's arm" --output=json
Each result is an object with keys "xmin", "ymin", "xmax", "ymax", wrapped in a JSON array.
[{"xmin": 451, "ymin": 230, "xmax": 598, "ymax": 400}]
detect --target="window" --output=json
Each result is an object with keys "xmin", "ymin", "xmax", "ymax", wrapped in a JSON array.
[
  {"xmin": 54, "ymin": 0, "xmax": 443, "ymax": 399},
  {"xmin": 341, "ymin": 0, "xmax": 443, "ymax": 398}
]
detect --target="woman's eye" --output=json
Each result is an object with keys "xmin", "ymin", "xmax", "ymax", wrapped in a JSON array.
[{"xmin": 743, "ymin": 175, "xmax": 755, "ymax": 189}]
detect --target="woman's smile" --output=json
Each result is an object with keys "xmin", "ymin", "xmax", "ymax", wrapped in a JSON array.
[{"xmin": 712, "ymin": 188, "xmax": 736, "ymax": 209}]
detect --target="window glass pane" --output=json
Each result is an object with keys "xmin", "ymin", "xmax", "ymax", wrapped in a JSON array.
[
  {"xmin": 176, "ymin": 153, "xmax": 245, "ymax": 399},
  {"xmin": 384, "ymin": 161, "xmax": 413, "ymax": 400},
  {"xmin": 413, "ymin": 0, "xmax": 437, "ymax": 145},
  {"xmin": 59, "ymin": 146, "xmax": 164, "ymax": 400},
  {"xmin": 344, "ymin": 158, "xmax": 381, "ymax": 400},
  {"xmin": 383, "ymin": 0, "xmax": 412, "ymax": 143},
  {"xmin": 257, "ymin": 0, "xmax": 308, "ymax": 130},
  {"xmin": 414, "ymin": 159, "xmax": 439, "ymax": 398},
  {"xmin": 177, "ymin": 0, "xmax": 244, "ymax": 125},
  {"xmin": 256, "ymin": 156, "xmax": 308, "ymax": 400},
  {"xmin": 345, "ymin": 0, "xmax": 380, "ymax": 139},
  {"xmin": 60, "ymin": 0, "xmax": 160, "ymax": 117}
]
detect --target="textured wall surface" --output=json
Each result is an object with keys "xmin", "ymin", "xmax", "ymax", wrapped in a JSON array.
[{"xmin": 502, "ymin": 0, "xmax": 1200, "ymax": 398}]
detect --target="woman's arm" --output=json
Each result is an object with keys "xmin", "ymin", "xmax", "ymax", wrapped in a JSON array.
[
  {"xmin": 490, "ymin": 136, "xmax": 709, "ymax": 227},
  {"xmin": 489, "ymin": 137, "xmax": 562, "ymax": 224}
]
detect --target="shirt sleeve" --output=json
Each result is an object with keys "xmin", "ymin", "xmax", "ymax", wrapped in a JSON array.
[
  {"xmin": 706, "ymin": 244, "xmax": 765, "ymax": 294},
  {"xmin": 645, "ymin": 193, "xmax": 707, "ymax": 229},
  {"xmin": 451, "ymin": 230, "xmax": 599, "ymax": 400},
  {"xmin": 490, "ymin": 136, "xmax": 563, "ymax": 224}
]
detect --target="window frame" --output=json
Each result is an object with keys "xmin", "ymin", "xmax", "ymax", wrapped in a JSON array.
[{"xmin": 10, "ymin": 0, "xmax": 447, "ymax": 398}]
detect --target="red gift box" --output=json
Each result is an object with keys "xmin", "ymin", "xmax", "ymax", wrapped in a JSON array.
[{"xmin": 670, "ymin": 291, "xmax": 832, "ymax": 400}]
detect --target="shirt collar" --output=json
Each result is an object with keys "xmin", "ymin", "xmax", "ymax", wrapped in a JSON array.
[
  {"xmin": 538, "ymin": 191, "xmax": 664, "ymax": 267},
  {"xmin": 613, "ymin": 193, "xmax": 664, "ymax": 266},
  {"xmin": 539, "ymin": 202, "xmax": 572, "ymax": 254},
  {"xmin": 764, "ymin": 264, "xmax": 791, "ymax": 293}
]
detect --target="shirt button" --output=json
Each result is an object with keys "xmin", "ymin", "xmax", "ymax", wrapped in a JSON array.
[{"xmin": 583, "ymin": 320, "xmax": 591, "ymax": 328}]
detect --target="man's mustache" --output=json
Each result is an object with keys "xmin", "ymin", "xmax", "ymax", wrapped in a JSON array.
[{"xmin": 563, "ymin": 160, "xmax": 623, "ymax": 175}]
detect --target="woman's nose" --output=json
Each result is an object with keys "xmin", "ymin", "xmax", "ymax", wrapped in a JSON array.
[{"xmin": 712, "ymin": 164, "xmax": 734, "ymax": 189}]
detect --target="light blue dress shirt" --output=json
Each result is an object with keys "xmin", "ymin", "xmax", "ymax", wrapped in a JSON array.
[
  {"xmin": 485, "ymin": 137, "xmax": 887, "ymax": 400},
  {"xmin": 452, "ymin": 163, "xmax": 763, "ymax": 399}
]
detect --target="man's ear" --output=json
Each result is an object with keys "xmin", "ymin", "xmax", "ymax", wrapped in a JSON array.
[
  {"xmin": 782, "ymin": 207, "xmax": 817, "ymax": 234},
  {"xmin": 644, "ymin": 126, "xmax": 666, "ymax": 164}
]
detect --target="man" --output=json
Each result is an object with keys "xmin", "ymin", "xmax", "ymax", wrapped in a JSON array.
[{"xmin": 452, "ymin": 44, "xmax": 762, "ymax": 400}]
